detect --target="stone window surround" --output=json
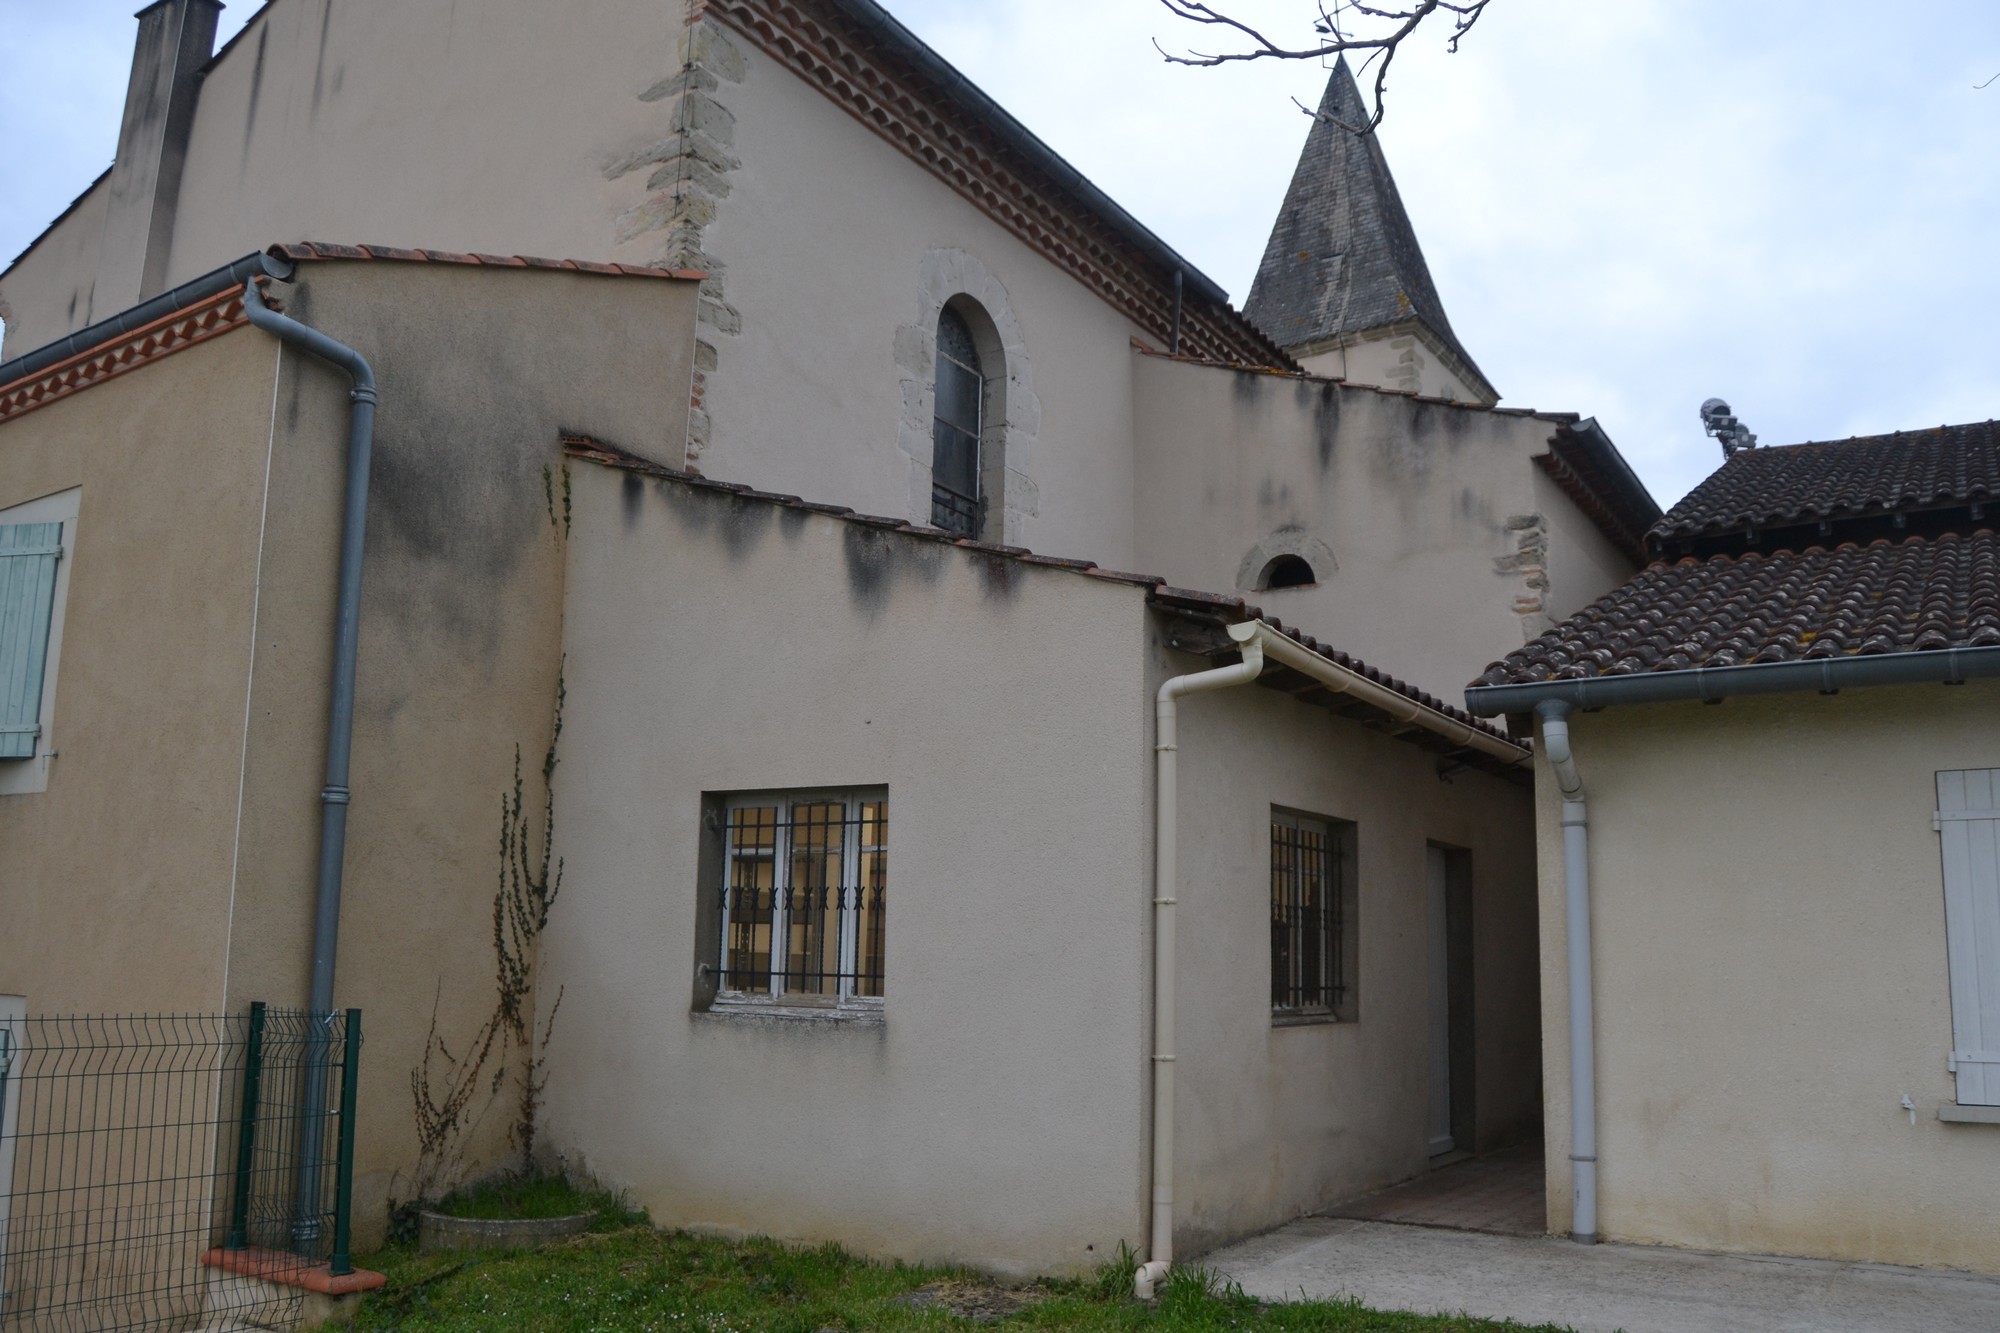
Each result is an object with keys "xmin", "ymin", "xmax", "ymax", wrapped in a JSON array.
[
  {"xmin": 896, "ymin": 249, "xmax": 1040, "ymax": 546},
  {"xmin": 1236, "ymin": 527, "xmax": 1338, "ymax": 593}
]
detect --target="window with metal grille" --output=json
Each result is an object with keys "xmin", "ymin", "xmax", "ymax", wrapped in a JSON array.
[
  {"xmin": 716, "ymin": 790, "xmax": 887, "ymax": 1004},
  {"xmin": 1271, "ymin": 809, "xmax": 1357, "ymax": 1020},
  {"xmin": 931, "ymin": 305, "xmax": 984, "ymax": 537}
]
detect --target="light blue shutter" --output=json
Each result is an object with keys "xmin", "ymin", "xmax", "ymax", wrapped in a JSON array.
[
  {"xmin": 1936, "ymin": 770, "xmax": 2000, "ymax": 1106},
  {"xmin": 0, "ymin": 522, "xmax": 63, "ymax": 760}
]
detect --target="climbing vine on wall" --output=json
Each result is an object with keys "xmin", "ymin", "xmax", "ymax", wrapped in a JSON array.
[{"xmin": 397, "ymin": 675, "xmax": 567, "ymax": 1215}]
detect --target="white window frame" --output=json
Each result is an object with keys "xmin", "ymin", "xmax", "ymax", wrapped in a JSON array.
[
  {"xmin": 714, "ymin": 787, "xmax": 887, "ymax": 1013},
  {"xmin": 0, "ymin": 488, "xmax": 80, "ymax": 797}
]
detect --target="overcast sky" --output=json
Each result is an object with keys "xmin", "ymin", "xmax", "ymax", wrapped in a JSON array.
[{"xmin": 3, "ymin": 0, "xmax": 1997, "ymax": 508}]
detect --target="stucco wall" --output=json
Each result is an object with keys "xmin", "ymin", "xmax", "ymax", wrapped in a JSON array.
[
  {"xmin": 1131, "ymin": 355, "xmax": 1628, "ymax": 703},
  {"xmin": 544, "ymin": 461, "xmax": 1155, "ymax": 1276},
  {"xmin": 1534, "ymin": 682, "xmax": 2000, "ymax": 1272},
  {"xmin": 1168, "ymin": 660, "xmax": 1540, "ymax": 1255},
  {"xmin": 2, "ymin": 0, "xmax": 1154, "ymax": 566},
  {"xmin": 0, "ymin": 329, "xmax": 276, "ymax": 1013},
  {"xmin": 0, "ymin": 179, "xmax": 109, "ymax": 359},
  {"xmin": 1294, "ymin": 328, "xmax": 1483, "ymax": 406},
  {"xmin": 215, "ymin": 260, "xmax": 697, "ymax": 1238},
  {"xmin": 695, "ymin": 31, "xmax": 1146, "ymax": 556},
  {"xmin": 0, "ymin": 258, "xmax": 697, "ymax": 1244}
]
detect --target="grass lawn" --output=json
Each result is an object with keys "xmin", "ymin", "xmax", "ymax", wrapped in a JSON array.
[{"xmin": 351, "ymin": 1226, "xmax": 1577, "ymax": 1333}]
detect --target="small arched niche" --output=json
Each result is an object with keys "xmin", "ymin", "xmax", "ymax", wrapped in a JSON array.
[
  {"xmin": 1259, "ymin": 554, "xmax": 1319, "ymax": 589},
  {"xmin": 1237, "ymin": 528, "xmax": 1339, "ymax": 593}
]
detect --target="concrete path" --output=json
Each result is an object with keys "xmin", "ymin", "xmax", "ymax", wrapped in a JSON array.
[{"xmin": 1206, "ymin": 1217, "xmax": 2000, "ymax": 1333}]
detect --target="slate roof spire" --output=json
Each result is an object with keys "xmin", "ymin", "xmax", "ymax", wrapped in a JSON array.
[{"xmin": 1244, "ymin": 58, "xmax": 1494, "ymax": 403}]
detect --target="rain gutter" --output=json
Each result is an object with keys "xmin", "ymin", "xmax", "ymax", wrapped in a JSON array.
[
  {"xmin": 1464, "ymin": 645, "xmax": 2000, "ymax": 718},
  {"xmin": 0, "ymin": 251, "xmax": 294, "ymax": 386}
]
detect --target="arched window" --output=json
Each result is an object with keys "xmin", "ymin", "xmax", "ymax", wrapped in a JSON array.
[
  {"xmin": 1259, "ymin": 554, "xmax": 1318, "ymax": 589},
  {"xmin": 931, "ymin": 305, "xmax": 984, "ymax": 536}
]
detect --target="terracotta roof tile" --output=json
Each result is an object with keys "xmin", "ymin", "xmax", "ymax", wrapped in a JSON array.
[
  {"xmin": 1652, "ymin": 421, "xmax": 2000, "ymax": 543},
  {"xmin": 268, "ymin": 242, "xmax": 707, "ymax": 281},
  {"xmin": 1474, "ymin": 531, "xmax": 2000, "ymax": 687}
]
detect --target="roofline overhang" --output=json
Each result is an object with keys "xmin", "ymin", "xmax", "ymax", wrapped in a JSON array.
[
  {"xmin": 1464, "ymin": 644, "xmax": 2000, "ymax": 717},
  {"xmin": 0, "ymin": 249, "xmax": 290, "ymax": 389},
  {"xmin": 781, "ymin": 0, "xmax": 1230, "ymax": 309}
]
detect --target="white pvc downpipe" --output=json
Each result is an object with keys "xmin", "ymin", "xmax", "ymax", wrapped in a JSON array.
[
  {"xmin": 1536, "ymin": 699, "xmax": 1598, "ymax": 1243},
  {"xmin": 1134, "ymin": 622, "xmax": 1532, "ymax": 1298},
  {"xmin": 1136, "ymin": 622, "xmax": 1265, "ymax": 1300}
]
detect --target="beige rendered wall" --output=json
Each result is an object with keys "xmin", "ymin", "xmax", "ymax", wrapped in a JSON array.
[
  {"xmin": 1534, "ymin": 682, "xmax": 2000, "ymax": 1272},
  {"xmin": 210, "ymin": 260, "xmax": 697, "ymax": 1240},
  {"xmin": 0, "ymin": 179, "xmax": 109, "ymax": 358},
  {"xmin": 1294, "ymin": 327, "xmax": 1483, "ymax": 406},
  {"xmin": 3, "ymin": 0, "xmax": 1156, "ymax": 566},
  {"xmin": 1132, "ymin": 354, "xmax": 1630, "ymax": 704},
  {"xmin": 543, "ymin": 461, "xmax": 1155, "ymax": 1276},
  {"xmin": 1168, "ymin": 662, "xmax": 1540, "ymax": 1255},
  {"xmin": 694, "ymin": 30, "xmax": 1149, "ymax": 557},
  {"xmin": 0, "ymin": 0, "xmax": 673, "ymax": 351},
  {"xmin": 0, "ymin": 328, "xmax": 278, "ymax": 1013},
  {"xmin": 1527, "ymin": 467, "xmax": 1635, "ymax": 647}
]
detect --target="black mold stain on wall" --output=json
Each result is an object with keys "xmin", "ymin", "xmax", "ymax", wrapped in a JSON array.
[
  {"xmin": 976, "ymin": 553, "xmax": 1019, "ymax": 601},
  {"xmin": 841, "ymin": 524, "xmax": 944, "ymax": 620},
  {"xmin": 621, "ymin": 473, "xmax": 643, "ymax": 529},
  {"xmin": 241, "ymin": 26, "xmax": 268, "ymax": 171},
  {"xmin": 309, "ymin": 0, "xmax": 334, "ymax": 121},
  {"xmin": 1311, "ymin": 381, "xmax": 1342, "ymax": 472}
]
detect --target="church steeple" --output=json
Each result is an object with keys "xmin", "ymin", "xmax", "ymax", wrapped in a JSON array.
[{"xmin": 1244, "ymin": 59, "xmax": 1496, "ymax": 405}]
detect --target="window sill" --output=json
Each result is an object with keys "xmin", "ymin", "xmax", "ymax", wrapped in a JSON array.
[
  {"xmin": 696, "ymin": 999, "xmax": 884, "ymax": 1028},
  {"xmin": 1937, "ymin": 1103, "xmax": 2000, "ymax": 1125},
  {"xmin": 1271, "ymin": 1011, "xmax": 1348, "ymax": 1029}
]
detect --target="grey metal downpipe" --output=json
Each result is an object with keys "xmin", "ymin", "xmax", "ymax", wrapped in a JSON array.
[
  {"xmin": 241, "ymin": 281, "xmax": 377, "ymax": 1243},
  {"xmin": 0, "ymin": 251, "xmax": 294, "ymax": 387},
  {"xmin": 1536, "ymin": 700, "xmax": 1598, "ymax": 1243}
]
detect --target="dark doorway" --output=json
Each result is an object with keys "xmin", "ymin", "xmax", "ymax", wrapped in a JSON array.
[{"xmin": 1426, "ymin": 844, "xmax": 1476, "ymax": 1157}]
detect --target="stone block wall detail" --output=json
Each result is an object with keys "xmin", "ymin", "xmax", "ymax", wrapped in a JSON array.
[
  {"xmin": 1496, "ymin": 512, "xmax": 1552, "ymax": 640},
  {"xmin": 894, "ymin": 248, "xmax": 1041, "ymax": 545},
  {"xmin": 609, "ymin": 3, "xmax": 746, "ymax": 469}
]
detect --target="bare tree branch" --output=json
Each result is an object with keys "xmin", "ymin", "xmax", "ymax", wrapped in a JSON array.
[
  {"xmin": 1976, "ymin": 71, "xmax": 1999, "ymax": 90},
  {"xmin": 1153, "ymin": 0, "xmax": 1493, "ymax": 132}
]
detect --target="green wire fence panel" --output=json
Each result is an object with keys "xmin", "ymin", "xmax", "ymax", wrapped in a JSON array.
[{"xmin": 0, "ymin": 1006, "xmax": 360, "ymax": 1333}]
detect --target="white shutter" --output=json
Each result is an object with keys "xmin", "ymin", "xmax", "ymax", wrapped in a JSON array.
[{"xmin": 1935, "ymin": 770, "xmax": 2000, "ymax": 1106}]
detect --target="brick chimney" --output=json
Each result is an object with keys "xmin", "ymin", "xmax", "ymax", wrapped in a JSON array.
[{"xmin": 97, "ymin": 0, "xmax": 223, "ymax": 309}]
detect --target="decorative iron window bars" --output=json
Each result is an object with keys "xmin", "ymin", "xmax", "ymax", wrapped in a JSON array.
[
  {"xmin": 717, "ymin": 791, "xmax": 887, "ymax": 1003},
  {"xmin": 1271, "ymin": 811, "xmax": 1348, "ymax": 1015}
]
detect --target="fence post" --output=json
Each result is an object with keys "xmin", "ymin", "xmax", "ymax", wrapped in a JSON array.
[
  {"xmin": 329, "ymin": 1008, "xmax": 361, "ymax": 1276},
  {"xmin": 226, "ymin": 1001, "xmax": 268, "ymax": 1251}
]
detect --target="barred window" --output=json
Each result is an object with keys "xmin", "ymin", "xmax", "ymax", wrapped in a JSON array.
[
  {"xmin": 717, "ymin": 790, "xmax": 887, "ymax": 1004},
  {"xmin": 1271, "ymin": 809, "xmax": 1357, "ymax": 1021}
]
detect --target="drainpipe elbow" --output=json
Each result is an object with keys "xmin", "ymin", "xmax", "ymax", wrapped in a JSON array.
[
  {"xmin": 1535, "ymin": 699, "xmax": 1584, "ymax": 804},
  {"xmin": 1134, "ymin": 1260, "xmax": 1170, "ymax": 1301}
]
